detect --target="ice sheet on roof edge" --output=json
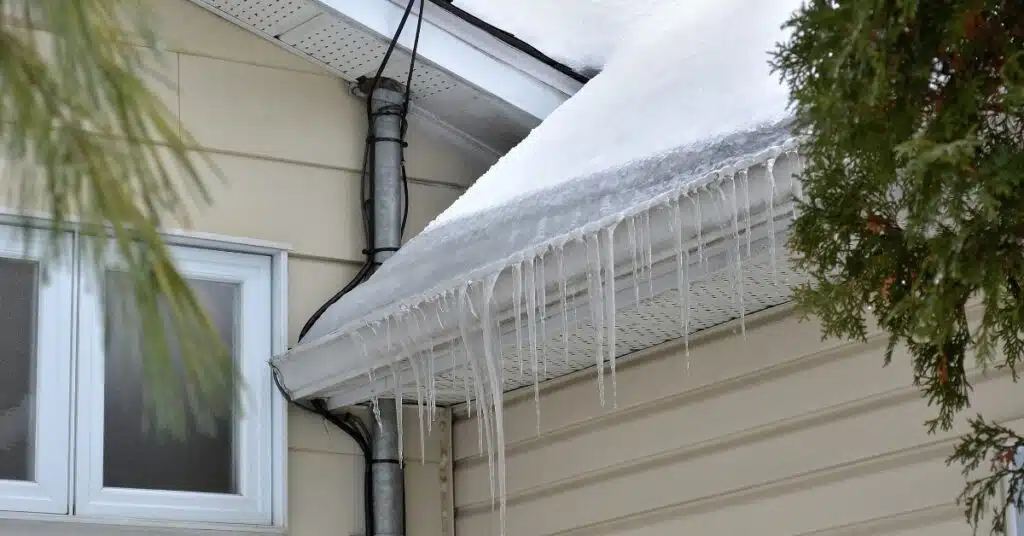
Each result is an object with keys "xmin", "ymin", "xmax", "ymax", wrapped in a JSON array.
[
  {"xmin": 300, "ymin": 122, "xmax": 797, "ymax": 345},
  {"xmin": 295, "ymin": 0, "xmax": 800, "ymax": 347},
  {"xmin": 427, "ymin": 0, "xmax": 801, "ymax": 228}
]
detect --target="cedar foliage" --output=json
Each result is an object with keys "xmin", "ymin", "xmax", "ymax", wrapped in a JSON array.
[
  {"xmin": 0, "ymin": 1, "xmax": 232, "ymax": 435},
  {"xmin": 772, "ymin": 0, "xmax": 1023, "ymax": 532}
]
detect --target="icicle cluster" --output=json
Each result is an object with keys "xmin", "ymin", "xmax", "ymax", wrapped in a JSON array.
[{"xmin": 339, "ymin": 142, "xmax": 801, "ymax": 536}]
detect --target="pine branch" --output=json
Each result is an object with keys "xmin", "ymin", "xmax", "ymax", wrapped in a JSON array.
[{"xmin": 0, "ymin": 0, "xmax": 231, "ymax": 436}]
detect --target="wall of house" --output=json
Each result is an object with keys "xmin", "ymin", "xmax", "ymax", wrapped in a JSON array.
[
  {"xmin": 453, "ymin": 304, "xmax": 1024, "ymax": 536},
  {"xmin": 1, "ymin": 0, "xmax": 491, "ymax": 533},
  {"xmin": 147, "ymin": 3, "xmax": 492, "ymax": 535}
]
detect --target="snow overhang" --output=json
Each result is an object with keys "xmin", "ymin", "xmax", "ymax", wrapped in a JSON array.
[
  {"xmin": 186, "ymin": 0, "xmax": 583, "ymax": 156},
  {"xmin": 270, "ymin": 0, "xmax": 807, "ymax": 410},
  {"xmin": 273, "ymin": 133, "xmax": 805, "ymax": 409}
]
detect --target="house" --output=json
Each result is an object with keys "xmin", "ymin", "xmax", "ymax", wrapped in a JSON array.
[{"xmin": 1, "ymin": 2, "xmax": 1020, "ymax": 536}]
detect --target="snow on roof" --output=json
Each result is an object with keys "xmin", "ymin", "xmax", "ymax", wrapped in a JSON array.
[
  {"xmin": 294, "ymin": 0, "xmax": 802, "ymax": 345},
  {"xmin": 430, "ymin": 0, "xmax": 796, "ymax": 227}
]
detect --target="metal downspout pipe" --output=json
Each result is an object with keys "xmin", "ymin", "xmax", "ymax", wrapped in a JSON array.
[{"xmin": 368, "ymin": 77, "xmax": 406, "ymax": 536}]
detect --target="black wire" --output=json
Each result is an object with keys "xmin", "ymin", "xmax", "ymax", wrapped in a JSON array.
[
  {"xmin": 402, "ymin": 0, "xmax": 425, "ymax": 124},
  {"xmin": 297, "ymin": 0, "xmax": 422, "ymax": 343},
  {"xmin": 398, "ymin": 0, "xmax": 424, "ymax": 236},
  {"xmin": 427, "ymin": 0, "xmax": 590, "ymax": 84},
  {"xmin": 283, "ymin": 3, "xmax": 425, "ymax": 536}
]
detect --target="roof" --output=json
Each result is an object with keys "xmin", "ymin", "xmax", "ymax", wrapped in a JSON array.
[{"xmin": 272, "ymin": 0, "xmax": 805, "ymax": 407}]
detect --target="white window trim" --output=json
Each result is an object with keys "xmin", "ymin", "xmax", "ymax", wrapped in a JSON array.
[
  {"xmin": 0, "ymin": 216, "xmax": 290, "ymax": 533},
  {"xmin": 0, "ymin": 226, "xmax": 74, "ymax": 515},
  {"xmin": 1007, "ymin": 447, "xmax": 1024, "ymax": 536},
  {"xmin": 75, "ymin": 244, "xmax": 274, "ymax": 524}
]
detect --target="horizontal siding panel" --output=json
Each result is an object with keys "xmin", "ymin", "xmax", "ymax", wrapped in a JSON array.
[
  {"xmin": 455, "ymin": 311, "xmax": 852, "ymax": 457},
  {"xmin": 178, "ymin": 53, "xmax": 367, "ymax": 170},
  {"xmin": 457, "ymin": 368, "xmax": 1022, "ymax": 510},
  {"xmin": 190, "ymin": 152, "xmax": 364, "ymax": 261},
  {"xmin": 454, "ymin": 310, "xmax": 1017, "ymax": 536},
  {"xmin": 458, "ymin": 446, "xmax": 963, "ymax": 536},
  {"xmin": 455, "ymin": 336, "xmax": 908, "ymax": 501}
]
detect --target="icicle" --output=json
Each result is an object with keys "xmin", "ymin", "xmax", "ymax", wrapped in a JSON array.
[
  {"xmin": 478, "ymin": 272, "xmax": 508, "ymax": 536},
  {"xmin": 367, "ymin": 367, "xmax": 383, "ymax": 432},
  {"xmin": 512, "ymin": 262, "xmax": 525, "ymax": 379},
  {"xmin": 557, "ymin": 245, "xmax": 570, "ymax": 368},
  {"xmin": 390, "ymin": 363, "xmax": 404, "ymax": 466},
  {"xmin": 628, "ymin": 216, "xmax": 641, "ymax": 312},
  {"xmin": 476, "ymin": 398, "xmax": 484, "ymax": 455},
  {"xmin": 730, "ymin": 175, "xmax": 746, "ymax": 337},
  {"xmin": 766, "ymin": 157, "xmax": 778, "ymax": 282},
  {"xmin": 524, "ymin": 256, "xmax": 541, "ymax": 433},
  {"xmin": 427, "ymin": 345, "xmax": 437, "ymax": 427},
  {"xmin": 602, "ymin": 225, "xmax": 619, "ymax": 408},
  {"xmin": 435, "ymin": 296, "xmax": 446, "ymax": 330},
  {"xmin": 791, "ymin": 149, "xmax": 804, "ymax": 222},
  {"xmin": 741, "ymin": 168, "xmax": 752, "ymax": 258},
  {"xmin": 716, "ymin": 184, "xmax": 738, "ymax": 314},
  {"xmin": 457, "ymin": 286, "xmax": 495, "ymax": 503},
  {"xmin": 674, "ymin": 197, "xmax": 692, "ymax": 357},
  {"xmin": 643, "ymin": 210, "xmax": 654, "ymax": 299},
  {"xmin": 693, "ymin": 192, "xmax": 705, "ymax": 266},
  {"xmin": 464, "ymin": 372, "xmax": 473, "ymax": 420},
  {"xmin": 585, "ymin": 234, "xmax": 606, "ymax": 407},
  {"xmin": 537, "ymin": 251, "xmax": 548, "ymax": 376},
  {"xmin": 408, "ymin": 351, "xmax": 427, "ymax": 466},
  {"xmin": 411, "ymin": 307, "xmax": 437, "ymax": 427}
]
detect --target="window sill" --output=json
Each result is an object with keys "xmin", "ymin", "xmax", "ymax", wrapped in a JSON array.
[{"xmin": 0, "ymin": 513, "xmax": 286, "ymax": 536}]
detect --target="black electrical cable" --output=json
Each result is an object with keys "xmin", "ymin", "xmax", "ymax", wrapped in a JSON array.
[
  {"xmin": 426, "ymin": 0, "xmax": 590, "ymax": 84},
  {"xmin": 296, "ymin": 0, "xmax": 421, "ymax": 343}
]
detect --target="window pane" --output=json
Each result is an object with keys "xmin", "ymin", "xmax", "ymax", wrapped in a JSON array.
[
  {"xmin": 102, "ymin": 272, "xmax": 239, "ymax": 494},
  {"xmin": 0, "ymin": 258, "xmax": 37, "ymax": 482}
]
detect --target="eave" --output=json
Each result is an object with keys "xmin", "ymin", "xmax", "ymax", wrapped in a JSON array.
[{"xmin": 186, "ymin": 0, "xmax": 583, "ymax": 157}]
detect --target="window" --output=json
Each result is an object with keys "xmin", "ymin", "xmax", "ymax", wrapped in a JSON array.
[{"xmin": 0, "ymin": 224, "xmax": 285, "ymax": 528}]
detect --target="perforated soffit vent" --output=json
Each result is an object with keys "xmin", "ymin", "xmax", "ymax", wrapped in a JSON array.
[{"xmin": 188, "ymin": 0, "xmax": 554, "ymax": 156}]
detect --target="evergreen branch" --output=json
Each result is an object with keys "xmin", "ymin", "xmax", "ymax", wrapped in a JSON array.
[
  {"xmin": 0, "ymin": 0, "xmax": 231, "ymax": 436},
  {"xmin": 949, "ymin": 416, "xmax": 1024, "ymax": 535},
  {"xmin": 774, "ymin": 0, "xmax": 1024, "ymax": 531}
]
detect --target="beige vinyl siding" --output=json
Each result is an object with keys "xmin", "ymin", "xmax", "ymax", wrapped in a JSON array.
[
  {"xmin": 2, "ymin": 1, "xmax": 488, "ymax": 534},
  {"xmin": 453, "ymin": 306, "xmax": 1023, "ymax": 536},
  {"xmin": 153, "ymin": 4, "xmax": 481, "ymax": 535}
]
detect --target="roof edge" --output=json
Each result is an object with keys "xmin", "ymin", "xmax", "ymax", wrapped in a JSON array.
[{"xmin": 273, "ymin": 143, "xmax": 802, "ymax": 403}]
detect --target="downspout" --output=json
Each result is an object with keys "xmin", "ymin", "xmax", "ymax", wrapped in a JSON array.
[{"xmin": 366, "ymin": 76, "xmax": 407, "ymax": 536}]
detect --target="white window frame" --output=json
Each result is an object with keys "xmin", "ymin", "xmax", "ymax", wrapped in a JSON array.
[
  {"xmin": 1007, "ymin": 447, "xmax": 1024, "ymax": 536},
  {"xmin": 75, "ymin": 244, "xmax": 274, "ymax": 524},
  {"xmin": 0, "ymin": 216, "xmax": 289, "ymax": 532},
  {"xmin": 0, "ymin": 226, "xmax": 74, "ymax": 515}
]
